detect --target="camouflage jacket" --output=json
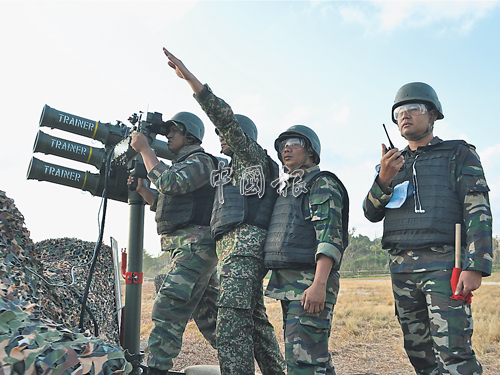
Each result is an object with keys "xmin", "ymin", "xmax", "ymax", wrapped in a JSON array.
[
  {"xmin": 265, "ymin": 165, "xmax": 345, "ymax": 303},
  {"xmin": 195, "ymin": 84, "xmax": 273, "ymax": 258},
  {"xmin": 363, "ymin": 137, "xmax": 493, "ymax": 276},
  {"xmin": 194, "ymin": 84, "xmax": 273, "ymax": 185},
  {"xmin": 148, "ymin": 144, "xmax": 216, "ymax": 251}
]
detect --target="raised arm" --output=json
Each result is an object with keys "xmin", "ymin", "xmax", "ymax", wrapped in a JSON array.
[{"xmin": 163, "ymin": 48, "xmax": 204, "ymax": 95}]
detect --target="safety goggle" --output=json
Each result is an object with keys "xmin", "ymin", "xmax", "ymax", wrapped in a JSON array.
[
  {"xmin": 393, "ymin": 103, "xmax": 428, "ymax": 121},
  {"xmin": 278, "ymin": 138, "xmax": 306, "ymax": 153}
]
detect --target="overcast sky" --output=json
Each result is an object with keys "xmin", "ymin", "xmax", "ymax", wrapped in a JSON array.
[{"xmin": 2, "ymin": 0, "xmax": 499, "ymax": 257}]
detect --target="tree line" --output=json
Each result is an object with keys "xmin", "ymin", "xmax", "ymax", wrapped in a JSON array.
[{"xmin": 141, "ymin": 230, "xmax": 500, "ymax": 279}]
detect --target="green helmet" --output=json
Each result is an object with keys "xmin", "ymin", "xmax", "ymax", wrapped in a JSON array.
[
  {"xmin": 274, "ymin": 125, "xmax": 321, "ymax": 164},
  {"xmin": 392, "ymin": 82, "xmax": 444, "ymax": 124},
  {"xmin": 235, "ymin": 114, "xmax": 258, "ymax": 141},
  {"xmin": 166, "ymin": 112, "xmax": 205, "ymax": 143}
]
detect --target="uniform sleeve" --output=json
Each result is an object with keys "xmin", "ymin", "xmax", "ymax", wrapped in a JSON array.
[
  {"xmin": 194, "ymin": 84, "xmax": 271, "ymax": 178},
  {"xmin": 362, "ymin": 179, "xmax": 393, "ymax": 223},
  {"xmin": 305, "ymin": 176, "xmax": 345, "ymax": 268},
  {"xmin": 147, "ymin": 154, "xmax": 214, "ymax": 196},
  {"xmin": 453, "ymin": 145, "xmax": 493, "ymax": 276}
]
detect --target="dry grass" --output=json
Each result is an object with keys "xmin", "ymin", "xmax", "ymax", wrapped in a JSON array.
[{"xmin": 128, "ymin": 273, "xmax": 500, "ymax": 375}]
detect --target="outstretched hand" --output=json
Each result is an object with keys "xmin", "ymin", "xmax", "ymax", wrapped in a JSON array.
[
  {"xmin": 163, "ymin": 48, "xmax": 192, "ymax": 80},
  {"xmin": 163, "ymin": 47, "xmax": 204, "ymax": 94}
]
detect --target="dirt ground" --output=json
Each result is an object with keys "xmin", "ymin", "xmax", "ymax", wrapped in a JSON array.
[
  {"xmin": 137, "ymin": 279, "xmax": 500, "ymax": 375},
  {"xmin": 165, "ymin": 303, "xmax": 416, "ymax": 375},
  {"xmin": 168, "ymin": 311, "xmax": 499, "ymax": 375}
]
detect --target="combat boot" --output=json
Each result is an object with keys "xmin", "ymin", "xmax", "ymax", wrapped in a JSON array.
[{"xmin": 140, "ymin": 365, "xmax": 181, "ymax": 375}]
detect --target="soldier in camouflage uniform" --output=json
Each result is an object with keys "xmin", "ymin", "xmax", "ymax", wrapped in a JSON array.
[
  {"xmin": 263, "ymin": 126, "xmax": 350, "ymax": 375},
  {"xmin": 362, "ymin": 82, "xmax": 492, "ymax": 375},
  {"xmin": 128, "ymin": 112, "xmax": 219, "ymax": 375},
  {"xmin": 163, "ymin": 48, "xmax": 285, "ymax": 375}
]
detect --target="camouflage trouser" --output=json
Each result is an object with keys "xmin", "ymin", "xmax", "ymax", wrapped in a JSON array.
[
  {"xmin": 391, "ymin": 270, "xmax": 482, "ymax": 375},
  {"xmin": 147, "ymin": 242, "xmax": 219, "ymax": 371},
  {"xmin": 216, "ymin": 254, "xmax": 285, "ymax": 375},
  {"xmin": 280, "ymin": 300, "xmax": 336, "ymax": 375}
]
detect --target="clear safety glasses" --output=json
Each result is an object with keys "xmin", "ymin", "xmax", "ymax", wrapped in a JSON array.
[
  {"xmin": 278, "ymin": 138, "xmax": 306, "ymax": 153},
  {"xmin": 393, "ymin": 103, "xmax": 428, "ymax": 121}
]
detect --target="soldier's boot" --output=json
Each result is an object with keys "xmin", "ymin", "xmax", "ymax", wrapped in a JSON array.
[{"xmin": 140, "ymin": 366, "xmax": 184, "ymax": 375}]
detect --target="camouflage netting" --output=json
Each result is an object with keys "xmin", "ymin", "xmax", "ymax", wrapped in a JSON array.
[
  {"xmin": 0, "ymin": 190, "xmax": 132, "ymax": 374},
  {"xmin": 33, "ymin": 238, "xmax": 120, "ymax": 344}
]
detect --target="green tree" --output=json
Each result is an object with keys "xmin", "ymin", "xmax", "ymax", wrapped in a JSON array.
[
  {"xmin": 340, "ymin": 228, "xmax": 389, "ymax": 276},
  {"xmin": 493, "ymin": 235, "xmax": 500, "ymax": 272},
  {"xmin": 142, "ymin": 250, "xmax": 171, "ymax": 278}
]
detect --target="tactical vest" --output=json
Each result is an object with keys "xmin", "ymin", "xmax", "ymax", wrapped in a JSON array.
[
  {"xmin": 155, "ymin": 150, "xmax": 218, "ymax": 235},
  {"xmin": 210, "ymin": 156, "xmax": 279, "ymax": 240},
  {"xmin": 382, "ymin": 140, "xmax": 467, "ymax": 250},
  {"xmin": 263, "ymin": 170, "xmax": 349, "ymax": 270}
]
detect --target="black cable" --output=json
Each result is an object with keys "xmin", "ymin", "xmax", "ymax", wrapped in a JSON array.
[
  {"xmin": 78, "ymin": 147, "xmax": 114, "ymax": 336},
  {"xmin": 71, "ymin": 288, "xmax": 99, "ymax": 333}
]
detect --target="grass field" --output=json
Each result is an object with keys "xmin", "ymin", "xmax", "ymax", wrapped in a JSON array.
[{"xmin": 132, "ymin": 272, "xmax": 500, "ymax": 375}]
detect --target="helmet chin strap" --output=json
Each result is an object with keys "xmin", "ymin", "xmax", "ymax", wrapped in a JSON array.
[
  {"xmin": 401, "ymin": 122, "xmax": 434, "ymax": 142},
  {"xmin": 284, "ymin": 151, "xmax": 312, "ymax": 173}
]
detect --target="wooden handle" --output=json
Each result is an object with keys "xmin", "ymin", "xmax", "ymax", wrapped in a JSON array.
[{"xmin": 455, "ymin": 223, "xmax": 461, "ymax": 268}]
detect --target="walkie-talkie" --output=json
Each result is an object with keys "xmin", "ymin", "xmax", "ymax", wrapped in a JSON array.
[{"xmin": 383, "ymin": 123, "xmax": 396, "ymax": 152}]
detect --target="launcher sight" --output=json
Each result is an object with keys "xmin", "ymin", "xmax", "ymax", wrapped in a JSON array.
[{"xmin": 27, "ymin": 105, "xmax": 174, "ymax": 202}]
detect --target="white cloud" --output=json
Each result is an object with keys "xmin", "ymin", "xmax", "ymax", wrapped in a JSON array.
[{"xmin": 337, "ymin": 1, "xmax": 499, "ymax": 33}]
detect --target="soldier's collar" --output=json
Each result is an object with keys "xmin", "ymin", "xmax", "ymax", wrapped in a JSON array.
[
  {"xmin": 403, "ymin": 136, "xmax": 443, "ymax": 155},
  {"xmin": 174, "ymin": 144, "xmax": 204, "ymax": 161}
]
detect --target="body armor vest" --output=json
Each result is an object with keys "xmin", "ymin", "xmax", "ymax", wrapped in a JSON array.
[
  {"xmin": 263, "ymin": 170, "xmax": 349, "ymax": 270},
  {"xmin": 210, "ymin": 156, "xmax": 279, "ymax": 240},
  {"xmin": 382, "ymin": 140, "xmax": 467, "ymax": 250},
  {"xmin": 155, "ymin": 150, "xmax": 218, "ymax": 235}
]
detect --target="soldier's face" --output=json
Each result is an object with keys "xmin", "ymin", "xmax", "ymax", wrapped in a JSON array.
[
  {"xmin": 397, "ymin": 104, "xmax": 433, "ymax": 141},
  {"xmin": 167, "ymin": 125, "xmax": 185, "ymax": 154},
  {"xmin": 281, "ymin": 138, "xmax": 312, "ymax": 171}
]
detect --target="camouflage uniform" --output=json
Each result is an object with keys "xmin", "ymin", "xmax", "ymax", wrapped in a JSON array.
[
  {"xmin": 0, "ymin": 190, "xmax": 132, "ymax": 375},
  {"xmin": 363, "ymin": 137, "xmax": 492, "ymax": 375},
  {"xmin": 194, "ymin": 85, "xmax": 285, "ymax": 375},
  {"xmin": 146, "ymin": 145, "xmax": 219, "ymax": 372},
  {"xmin": 265, "ymin": 165, "xmax": 347, "ymax": 375}
]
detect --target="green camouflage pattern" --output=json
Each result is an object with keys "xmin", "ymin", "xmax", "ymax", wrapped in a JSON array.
[
  {"xmin": 145, "ymin": 144, "xmax": 219, "ymax": 372},
  {"xmin": 194, "ymin": 84, "xmax": 274, "ymax": 185},
  {"xmin": 391, "ymin": 270, "xmax": 481, "ymax": 374},
  {"xmin": 149, "ymin": 145, "xmax": 218, "ymax": 251},
  {"xmin": 362, "ymin": 136, "xmax": 490, "ymax": 375},
  {"xmin": 265, "ymin": 268, "xmax": 340, "ymax": 305},
  {"xmin": 264, "ymin": 166, "xmax": 346, "ymax": 375},
  {"xmin": 216, "ymin": 224, "xmax": 284, "ymax": 375},
  {"xmin": 266, "ymin": 167, "xmax": 346, "ymax": 303},
  {"xmin": 195, "ymin": 85, "xmax": 285, "ymax": 375},
  {"xmin": 149, "ymin": 145, "xmax": 215, "ymax": 195},
  {"xmin": 153, "ymin": 273, "xmax": 167, "ymax": 298},
  {"xmin": 147, "ymin": 243, "xmax": 218, "ymax": 371},
  {"xmin": 0, "ymin": 190, "xmax": 132, "ymax": 374},
  {"xmin": 363, "ymin": 137, "xmax": 492, "ymax": 276},
  {"xmin": 280, "ymin": 300, "xmax": 336, "ymax": 375},
  {"xmin": 303, "ymin": 166, "xmax": 345, "ymax": 270}
]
